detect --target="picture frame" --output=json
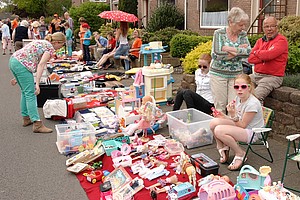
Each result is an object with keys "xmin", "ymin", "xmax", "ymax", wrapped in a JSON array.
[{"xmin": 104, "ymin": 167, "xmax": 132, "ymax": 192}]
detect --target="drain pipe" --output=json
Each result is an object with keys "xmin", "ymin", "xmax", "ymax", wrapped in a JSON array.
[{"xmin": 184, "ymin": 0, "xmax": 187, "ymax": 30}]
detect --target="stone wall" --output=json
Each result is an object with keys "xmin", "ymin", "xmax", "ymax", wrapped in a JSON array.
[
  {"xmin": 264, "ymin": 87, "xmax": 300, "ymax": 139},
  {"xmin": 181, "ymin": 74, "xmax": 300, "ymax": 140}
]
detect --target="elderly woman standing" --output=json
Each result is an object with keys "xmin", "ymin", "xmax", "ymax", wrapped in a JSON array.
[
  {"xmin": 210, "ymin": 7, "xmax": 251, "ymax": 114},
  {"xmin": 12, "ymin": 20, "xmax": 31, "ymax": 51},
  {"xmin": 9, "ymin": 32, "xmax": 66, "ymax": 133}
]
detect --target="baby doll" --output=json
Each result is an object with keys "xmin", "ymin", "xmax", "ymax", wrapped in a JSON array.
[{"xmin": 121, "ymin": 95, "xmax": 156, "ymax": 138}]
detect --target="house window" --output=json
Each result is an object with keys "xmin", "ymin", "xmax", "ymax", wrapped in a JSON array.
[{"xmin": 200, "ymin": 0, "xmax": 229, "ymax": 28}]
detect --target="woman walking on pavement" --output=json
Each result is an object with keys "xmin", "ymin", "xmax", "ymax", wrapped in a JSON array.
[{"xmin": 9, "ymin": 32, "xmax": 66, "ymax": 133}]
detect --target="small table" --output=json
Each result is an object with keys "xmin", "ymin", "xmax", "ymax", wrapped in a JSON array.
[{"xmin": 140, "ymin": 44, "xmax": 166, "ymax": 66}]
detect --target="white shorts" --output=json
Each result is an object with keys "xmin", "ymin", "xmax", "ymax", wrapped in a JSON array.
[{"xmin": 246, "ymin": 129, "xmax": 260, "ymax": 143}]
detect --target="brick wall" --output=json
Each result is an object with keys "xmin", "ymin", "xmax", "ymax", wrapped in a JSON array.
[
  {"xmin": 181, "ymin": 76, "xmax": 300, "ymax": 139},
  {"xmin": 264, "ymin": 87, "xmax": 300, "ymax": 139}
]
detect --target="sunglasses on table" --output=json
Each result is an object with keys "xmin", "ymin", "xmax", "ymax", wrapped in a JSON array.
[
  {"xmin": 198, "ymin": 65, "xmax": 208, "ymax": 69},
  {"xmin": 233, "ymin": 84, "xmax": 250, "ymax": 90}
]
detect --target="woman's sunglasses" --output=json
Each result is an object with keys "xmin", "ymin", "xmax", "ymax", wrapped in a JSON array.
[
  {"xmin": 234, "ymin": 84, "xmax": 250, "ymax": 90},
  {"xmin": 198, "ymin": 65, "xmax": 208, "ymax": 69}
]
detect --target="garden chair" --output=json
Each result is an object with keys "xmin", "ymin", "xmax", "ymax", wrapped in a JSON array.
[
  {"xmin": 241, "ymin": 106, "xmax": 274, "ymax": 164},
  {"xmin": 281, "ymin": 133, "xmax": 300, "ymax": 193}
]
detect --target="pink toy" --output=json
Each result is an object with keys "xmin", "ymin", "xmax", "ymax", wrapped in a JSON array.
[
  {"xmin": 211, "ymin": 107, "xmax": 220, "ymax": 117},
  {"xmin": 121, "ymin": 95, "xmax": 158, "ymax": 142},
  {"xmin": 198, "ymin": 179, "xmax": 236, "ymax": 200}
]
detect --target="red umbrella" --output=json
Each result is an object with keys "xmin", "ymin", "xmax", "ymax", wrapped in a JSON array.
[{"xmin": 98, "ymin": 10, "xmax": 138, "ymax": 22}]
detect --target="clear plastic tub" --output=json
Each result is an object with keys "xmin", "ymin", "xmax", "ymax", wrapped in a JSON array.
[
  {"xmin": 56, "ymin": 122, "xmax": 96, "ymax": 154},
  {"xmin": 166, "ymin": 108, "xmax": 214, "ymax": 148}
]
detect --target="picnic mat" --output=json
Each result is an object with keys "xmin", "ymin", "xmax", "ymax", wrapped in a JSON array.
[{"xmin": 76, "ymin": 151, "xmax": 203, "ymax": 200}]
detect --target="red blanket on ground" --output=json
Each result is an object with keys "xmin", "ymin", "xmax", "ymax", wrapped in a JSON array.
[{"xmin": 76, "ymin": 152, "xmax": 202, "ymax": 200}]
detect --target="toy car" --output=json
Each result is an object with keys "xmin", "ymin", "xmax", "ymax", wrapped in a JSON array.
[{"xmin": 83, "ymin": 170, "xmax": 103, "ymax": 184}]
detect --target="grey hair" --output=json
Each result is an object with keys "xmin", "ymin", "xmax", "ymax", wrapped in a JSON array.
[
  {"xmin": 20, "ymin": 20, "xmax": 29, "ymax": 27},
  {"xmin": 227, "ymin": 7, "xmax": 249, "ymax": 24}
]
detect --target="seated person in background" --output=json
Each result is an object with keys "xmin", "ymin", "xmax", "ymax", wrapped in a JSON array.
[
  {"xmin": 248, "ymin": 16, "xmax": 288, "ymax": 103},
  {"xmin": 90, "ymin": 31, "xmax": 108, "ymax": 61},
  {"xmin": 95, "ymin": 45, "xmax": 117, "ymax": 70},
  {"xmin": 173, "ymin": 53, "xmax": 214, "ymax": 115},
  {"xmin": 209, "ymin": 74, "xmax": 264, "ymax": 171},
  {"xmin": 96, "ymin": 32, "xmax": 117, "ymax": 69},
  {"xmin": 128, "ymin": 29, "xmax": 142, "ymax": 66}
]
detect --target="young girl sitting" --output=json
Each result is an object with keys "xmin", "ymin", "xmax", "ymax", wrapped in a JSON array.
[
  {"xmin": 173, "ymin": 53, "xmax": 214, "ymax": 115},
  {"xmin": 209, "ymin": 74, "xmax": 264, "ymax": 171}
]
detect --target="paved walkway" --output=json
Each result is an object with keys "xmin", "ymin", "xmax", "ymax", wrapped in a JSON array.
[{"xmin": 0, "ymin": 49, "xmax": 298, "ymax": 200}]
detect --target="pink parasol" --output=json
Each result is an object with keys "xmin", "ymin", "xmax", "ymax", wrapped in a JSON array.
[{"xmin": 98, "ymin": 10, "xmax": 138, "ymax": 22}]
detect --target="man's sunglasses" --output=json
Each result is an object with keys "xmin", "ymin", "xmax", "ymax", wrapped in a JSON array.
[
  {"xmin": 198, "ymin": 65, "xmax": 208, "ymax": 69},
  {"xmin": 233, "ymin": 84, "xmax": 250, "ymax": 90}
]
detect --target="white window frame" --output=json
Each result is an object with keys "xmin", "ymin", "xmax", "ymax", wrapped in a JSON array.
[{"xmin": 199, "ymin": 0, "xmax": 230, "ymax": 29}]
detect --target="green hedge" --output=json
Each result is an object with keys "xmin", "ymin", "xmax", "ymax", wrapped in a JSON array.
[
  {"xmin": 141, "ymin": 27, "xmax": 199, "ymax": 52},
  {"xmin": 170, "ymin": 34, "xmax": 212, "ymax": 58}
]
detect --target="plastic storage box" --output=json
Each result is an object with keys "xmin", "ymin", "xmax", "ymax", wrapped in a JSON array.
[
  {"xmin": 166, "ymin": 108, "xmax": 214, "ymax": 148},
  {"xmin": 56, "ymin": 122, "xmax": 96, "ymax": 154},
  {"xmin": 190, "ymin": 153, "xmax": 219, "ymax": 176}
]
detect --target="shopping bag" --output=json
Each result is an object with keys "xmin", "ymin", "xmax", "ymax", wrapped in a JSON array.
[{"xmin": 37, "ymin": 78, "xmax": 61, "ymax": 107}]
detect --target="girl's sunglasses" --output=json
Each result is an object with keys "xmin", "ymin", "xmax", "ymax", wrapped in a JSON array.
[
  {"xmin": 234, "ymin": 84, "xmax": 250, "ymax": 90},
  {"xmin": 198, "ymin": 65, "xmax": 208, "ymax": 69}
]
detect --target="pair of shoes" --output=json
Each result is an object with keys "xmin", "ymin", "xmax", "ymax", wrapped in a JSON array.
[
  {"xmin": 228, "ymin": 153, "xmax": 247, "ymax": 171},
  {"xmin": 3, "ymin": 52, "xmax": 6, "ymax": 55},
  {"xmin": 10, "ymin": 51, "xmax": 13, "ymax": 55},
  {"xmin": 218, "ymin": 146, "xmax": 230, "ymax": 164}
]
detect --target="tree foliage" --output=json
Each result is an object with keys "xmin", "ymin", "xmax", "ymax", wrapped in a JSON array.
[
  {"xmin": 69, "ymin": 2, "xmax": 109, "ymax": 34},
  {"xmin": 8, "ymin": 0, "xmax": 71, "ymax": 18},
  {"xmin": 118, "ymin": 0, "xmax": 138, "ymax": 16},
  {"xmin": 146, "ymin": 3, "xmax": 184, "ymax": 32}
]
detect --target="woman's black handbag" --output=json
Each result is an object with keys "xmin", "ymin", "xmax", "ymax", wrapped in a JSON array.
[
  {"xmin": 242, "ymin": 61, "xmax": 253, "ymax": 75},
  {"xmin": 37, "ymin": 78, "xmax": 61, "ymax": 108}
]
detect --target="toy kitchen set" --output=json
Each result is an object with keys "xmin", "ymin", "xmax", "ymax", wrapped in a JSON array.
[{"xmin": 140, "ymin": 41, "xmax": 174, "ymax": 104}]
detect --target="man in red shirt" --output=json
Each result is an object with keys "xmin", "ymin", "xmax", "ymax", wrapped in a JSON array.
[{"xmin": 248, "ymin": 16, "xmax": 288, "ymax": 102}]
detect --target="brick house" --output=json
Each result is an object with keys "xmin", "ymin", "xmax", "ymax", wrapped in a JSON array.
[{"xmin": 137, "ymin": 0, "xmax": 300, "ymax": 35}]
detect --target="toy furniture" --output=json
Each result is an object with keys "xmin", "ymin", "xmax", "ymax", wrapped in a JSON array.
[
  {"xmin": 115, "ymin": 86, "xmax": 138, "ymax": 112},
  {"xmin": 140, "ymin": 43, "xmax": 166, "ymax": 66},
  {"xmin": 236, "ymin": 165, "xmax": 270, "ymax": 191},
  {"xmin": 281, "ymin": 133, "xmax": 300, "ymax": 193},
  {"xmin": 240, "ymin": 106, "xmax": 274, "ymax": 165},
  {"xmin": 142, "ymin": 68, "xmax": 173, "ymax": 104}
]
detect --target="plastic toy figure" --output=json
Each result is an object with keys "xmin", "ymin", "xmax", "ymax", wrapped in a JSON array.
[{"xmin": 83, "ymin": 170, "xmax": 103, "ymax": 184}]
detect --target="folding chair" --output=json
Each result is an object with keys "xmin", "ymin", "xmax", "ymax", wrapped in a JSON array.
[
  {"xmin": 241, "ymin": 106, "xmax": 274, "ymax": 164},
  {"xmin": 281, "ymin": 133, "xmax": 300, "ymax": 193}
]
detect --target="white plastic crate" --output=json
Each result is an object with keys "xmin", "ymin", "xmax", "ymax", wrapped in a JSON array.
[
  {"xmin": 166, "ymin": 108, "xmax": 214, "ymax": 149},
  {"xmin": 56, "ymin": 122, "xmax": 96, "ymax": 154}
]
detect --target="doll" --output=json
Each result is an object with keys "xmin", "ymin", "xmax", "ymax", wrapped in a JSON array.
[{"xmin": 121, "ymin": 95, "xmax": 157, "ymax": 141}]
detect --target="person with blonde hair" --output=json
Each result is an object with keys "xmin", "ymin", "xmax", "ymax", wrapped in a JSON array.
[
  {"xmin": 211, "ymin": 7, "xmax": 251, "ymax": 114},
  {"xmin": 173, "ymin": 53, "xmax": 214, "ymax": 115},
  {"xmin": 209, "ymin": 74, "xmax": 264, "ymax": 171},
  {"xmin": 9, "ymin": 32, "xmax": 66, "ymax": 133}
]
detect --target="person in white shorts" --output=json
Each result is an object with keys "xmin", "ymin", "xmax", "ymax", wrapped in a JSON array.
[{"xmin": 209, "ymin": 74, "xmax": 264, "ymax": 171}]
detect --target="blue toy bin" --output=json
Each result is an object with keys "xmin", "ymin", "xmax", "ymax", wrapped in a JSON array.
[{"xmin": 102, "ymin": 140, "xmax": 123, "ymax": 156}]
